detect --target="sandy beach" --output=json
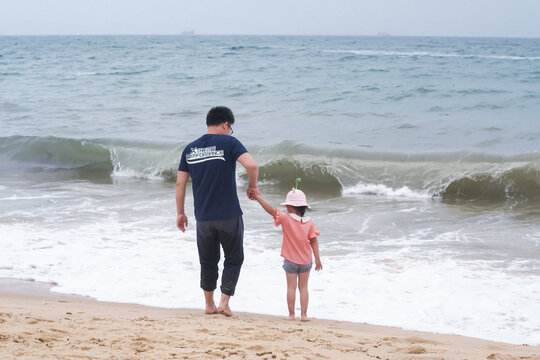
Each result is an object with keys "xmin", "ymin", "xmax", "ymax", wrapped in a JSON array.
[{"xmin": 0, "ymin": 279, "xmax": 538, "ymax": 360}]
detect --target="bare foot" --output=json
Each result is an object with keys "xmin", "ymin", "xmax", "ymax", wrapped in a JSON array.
[
  {"xmin": 217, "ymin": 306, "xmax": 233, "ymax": 317},
  {"xmin": 301, "ymin": 316, "xmax": 310, "ymax": 322},
  {"xmin": 203, "ymin": 290, "xmax": 216, "ymax": 315},
  {"xmin": 287, "ymin": 315, "xmax": 295, "ymax": 321}
]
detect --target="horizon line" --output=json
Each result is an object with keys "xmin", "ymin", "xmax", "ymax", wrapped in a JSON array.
[{"xmin": 1, "ymin": 33, "xmax": 540, "ymax": 40}]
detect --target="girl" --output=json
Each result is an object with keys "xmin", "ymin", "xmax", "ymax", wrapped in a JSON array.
[{"xmin": 252, "ymin": 182, "xmax": 322, "ymax": 321}]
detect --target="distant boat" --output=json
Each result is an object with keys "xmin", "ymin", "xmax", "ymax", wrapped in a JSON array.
[{"xmin": 181, "ymin": 30, "xmax": 195, "ymax": 36}]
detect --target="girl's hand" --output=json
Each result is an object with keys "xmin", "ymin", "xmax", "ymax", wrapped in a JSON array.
[
  {"xmin": 247, "ymin": 186, "xmax": 260, "ymax": 200},
  {"xmin": 315, "ymin": 258, "xmax": 322, "ymax": 271}
]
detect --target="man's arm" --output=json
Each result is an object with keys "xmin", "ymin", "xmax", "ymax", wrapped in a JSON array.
[
  {"xmin": 175, "ymin": 170, "xmax": 190, "ymax": 232},
  {"xmin": 237, "ymin": 152, "xmax": 259, "ymax": 199}
]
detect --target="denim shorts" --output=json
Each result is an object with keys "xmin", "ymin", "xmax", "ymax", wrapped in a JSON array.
[{"xmin": 283, "ymin": 258, "xmax": 312, "ymax": 274}]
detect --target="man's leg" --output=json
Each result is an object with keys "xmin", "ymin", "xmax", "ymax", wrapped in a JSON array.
[
  {"xmin": 196, "ymin": 221, "xmax": 220, "ymax": 314},
  {"xmin": 203, "ymin": 290, "xmax": 217, "ymax": 314},
  {"xmin": 217, "ymin": 217, "xmax": 244, "ymax": 316}
]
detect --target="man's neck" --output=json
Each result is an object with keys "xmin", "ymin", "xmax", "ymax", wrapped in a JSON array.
[{"xmin": 207, "ymin": 125, "xmax": 227, "ymax": 135}]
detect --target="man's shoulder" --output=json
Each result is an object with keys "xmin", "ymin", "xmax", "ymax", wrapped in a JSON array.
[{"xmin": 213, "ymin": 134, "xmax": 244, "ymax": 146}]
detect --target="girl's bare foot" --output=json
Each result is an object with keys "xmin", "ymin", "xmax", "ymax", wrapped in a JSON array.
[
  {"xmin": 287, "ymin": 314, "xmax": 295, "ymax": 321},
  {"xmin": 301, "ymin": 315, "xmax": 310, "ymax": 322},
  {"xmin": 217, "ymin": 306, "xmax": 233, "ymax": 317}
]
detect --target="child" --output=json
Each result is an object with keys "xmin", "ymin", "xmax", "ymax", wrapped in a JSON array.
[{"xmin": 252, "ymin": 181, "xmax": 322, "ymax": 321}]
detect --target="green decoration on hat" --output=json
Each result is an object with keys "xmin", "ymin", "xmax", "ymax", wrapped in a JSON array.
[{"xmin": 295, "ymin": 177, "xmax": 302, "ymax": 189}]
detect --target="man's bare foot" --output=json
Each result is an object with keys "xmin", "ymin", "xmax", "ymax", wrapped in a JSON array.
[
  {"xmin": 301, "ymin": 315, "xmax": 310, "ymax": 322},
  {"xmin": 217, "ymin": 306, "xmax": 233, "ymax": 317},
  {"xmin": 203, "ymin": 290, "xmax": 217, "ymax": 314}
]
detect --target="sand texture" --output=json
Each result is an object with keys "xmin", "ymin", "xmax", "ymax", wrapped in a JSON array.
[{"xmin": 0, "ymin": 291, "xmax": 538, "ymax": 360}]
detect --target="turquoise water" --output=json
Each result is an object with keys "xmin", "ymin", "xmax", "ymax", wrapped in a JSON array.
[{"xmin": 0, "ymin": 35, "xmax": 539, "ymax": 344}]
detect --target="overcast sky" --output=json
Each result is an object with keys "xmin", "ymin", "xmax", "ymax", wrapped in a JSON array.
[{"xmin": 1, "ymin": 0, "xmax": 539, "ymax": 38}]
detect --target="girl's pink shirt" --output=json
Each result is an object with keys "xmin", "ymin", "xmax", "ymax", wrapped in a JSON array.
[{"xmin": 273, "ymin": 208, "xmax": 321, "ymax": 265}]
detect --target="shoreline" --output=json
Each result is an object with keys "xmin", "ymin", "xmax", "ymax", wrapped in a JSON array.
[{"xmin": 0, "ymin": 278, "xmax": 538, "ymax": 359}]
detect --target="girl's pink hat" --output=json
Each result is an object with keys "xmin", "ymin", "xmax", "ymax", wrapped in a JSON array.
[{"xmin": 281, "ymin": 188, "xmax": 311, "ymax": 209}]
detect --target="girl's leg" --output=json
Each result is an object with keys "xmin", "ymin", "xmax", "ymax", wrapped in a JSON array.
[
  {"xmin": 298, "ymin": 271, "xmax": 310, "ymax": 321},
  {"xmin": 285, "ymin": 272, "xmax": 297, "ymax": 320}
]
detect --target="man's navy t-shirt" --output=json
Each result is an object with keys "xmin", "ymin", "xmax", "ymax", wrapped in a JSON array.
[{"xmin": 178, "ymin": 134, "xmax": 248, "ymax": 221}]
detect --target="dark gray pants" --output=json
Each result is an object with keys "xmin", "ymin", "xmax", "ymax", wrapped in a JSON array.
[{"xmin": 196, "ymin": 216, "xmax": 244, "ymax": 296}]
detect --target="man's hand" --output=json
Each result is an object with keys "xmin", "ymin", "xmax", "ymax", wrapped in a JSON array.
[
  {"xmin": 175, "ymin": 171, "xmax": 189, "ymax": 232},
  {"xmin": 238, "ymin": 153, "xmax": 259, "ymax": 200},
  {"xmin": 247, "ymin": 186, "xmax": 260, "ymax": 200},
  {"xmin": 177, "ymin": 214, "xmax": 188, "ymax": 232}
]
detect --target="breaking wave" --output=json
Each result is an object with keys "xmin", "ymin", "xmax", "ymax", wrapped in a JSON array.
[{"xmin": 2, "ymin": 136, "xmax": 540, "ymax": 204}]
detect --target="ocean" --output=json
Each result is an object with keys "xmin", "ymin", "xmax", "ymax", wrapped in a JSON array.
[{"xmin": 1, "ymin": 35, "xmax": 539, "ymax": 345}]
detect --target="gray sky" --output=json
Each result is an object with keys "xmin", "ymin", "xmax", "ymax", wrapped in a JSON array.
[{"xmin": 1, "ymin": 0, "xmax": 539, "ymax": 38}]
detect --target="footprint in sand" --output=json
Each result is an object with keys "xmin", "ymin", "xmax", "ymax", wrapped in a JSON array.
[{"xmin": 405, "ymin": 346, "xmax": 428, "ymax": 354}]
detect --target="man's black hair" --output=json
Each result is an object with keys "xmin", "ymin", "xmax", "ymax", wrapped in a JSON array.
[
  {"xmin": 206, "ymin": 106, "xmax": 235, "ymax": 126},
  {"xmin": 292, "ymin": 205, "xmax": 307, "ymax": 217}
]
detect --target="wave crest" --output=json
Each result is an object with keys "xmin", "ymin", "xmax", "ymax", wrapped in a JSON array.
[
  {"xmin": 257, "ymin": 159, "xmax": 342, "ymax": 196},
  {"xmin": 442, "ymin": 167, "xmax": 540, "ymax": 202},
  {"xmin": 0, "ymin": 135, "xmax": 113, "ymax": 171}
]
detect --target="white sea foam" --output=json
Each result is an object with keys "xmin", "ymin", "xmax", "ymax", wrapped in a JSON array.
[
  {"xmin": 75, "ymin": 72, "xmax": 98, "ymax": 76},
  {"xmin": 110, "ymin": 168, "xmax": 164, "ymax": 181},
  {"xmin": 328, "ymin": 49, "xmax": 540, "ymax": 61},
  {"xmin": 343, "ymin": 182, "xmax": 431, "ymax": 199},
  {"xmin": 0, "ymin": 194, "xmax": 66, "ymax": 201}
]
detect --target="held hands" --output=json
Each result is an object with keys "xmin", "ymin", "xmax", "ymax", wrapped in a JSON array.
[
  {"xmin": 247, "ymin": 186, "xmax": 260, "ymax": 200},
  {"xmin": 314, "ymin": 258, "xmax": 323, "ymax": 271},
  {"xmin": 176, "ymin": 214, "xmax": 188, "ymax": 232}
]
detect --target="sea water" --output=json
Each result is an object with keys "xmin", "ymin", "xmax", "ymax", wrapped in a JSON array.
[{"xmin": 0, "ymin": 35, "xmax": 539, "ymax": 345}]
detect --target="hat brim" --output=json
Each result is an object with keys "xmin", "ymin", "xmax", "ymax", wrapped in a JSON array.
[{"xmin": 280, "ymin": 201, "xmax": 311, "ymax": 209}]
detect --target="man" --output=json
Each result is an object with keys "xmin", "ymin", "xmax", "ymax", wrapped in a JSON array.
[{"xmin": 176, "ymin": 106, "xmax": 259, "ymax": 317}]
